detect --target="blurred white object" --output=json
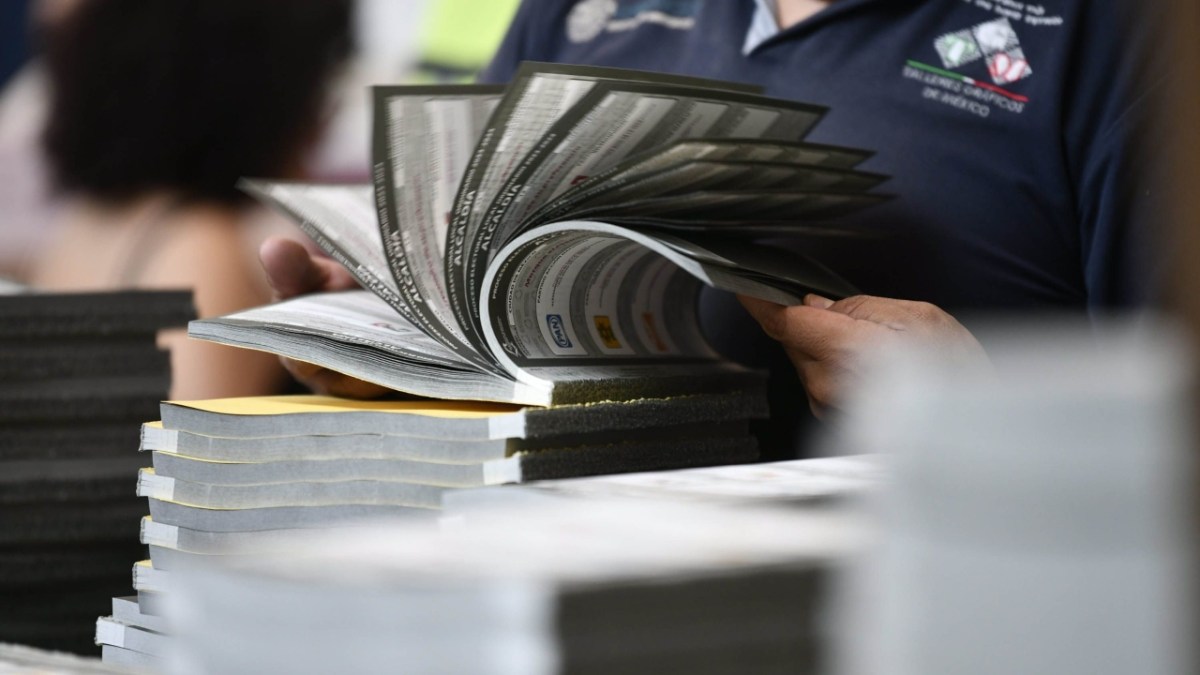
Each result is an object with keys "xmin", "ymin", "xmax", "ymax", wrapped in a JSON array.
[
  {"xmin": 831, "ymin": 317, "xmax": 1197, "ymax": 675},
  {"xmin": 0, "ymin": 642, "xmax": 124, "ymax": 673},
  {"xmin": 443, "ymin": 456, "xmax": 885, "ymax": 513},
  {"xmin": 306, "ymin": 0, "xmax": 432, "ymax": 181},
  {"xmin": 167, "ymin": 501, "xmax": 864, "ymax": 675}
]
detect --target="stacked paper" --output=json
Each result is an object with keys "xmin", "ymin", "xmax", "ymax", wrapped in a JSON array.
[
  {"xmin": 138, "ymin": 392, "xmax": 763, "ymax": 539},
  {"xmin": 0, "ymin": 288, "xmax": 193, "ymax": 654},
  {"xmin": 169, "ymin": 501, "xmax": 864, "ymax": 674},
  {"xmin": 98, "ymin": 390, "xmax": 766, "ymax": 669}
]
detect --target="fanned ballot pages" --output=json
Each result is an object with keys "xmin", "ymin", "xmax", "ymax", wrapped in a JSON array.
[{"xmin": 190, "ymin": 63, "xmax": 889, "ymax": 405}]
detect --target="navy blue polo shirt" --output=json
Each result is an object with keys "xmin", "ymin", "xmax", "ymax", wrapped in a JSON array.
[
  {"xmin": 480, "ymin": 0, "xmax": 1156, "ymax": 453},
  {"xmin": 482, "ymin": 0, "xmax": 1154, "ymax": 312}
]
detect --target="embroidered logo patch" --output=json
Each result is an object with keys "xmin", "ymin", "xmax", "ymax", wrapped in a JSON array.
[
  {"xmin": 566, "ymin": 0, "xmax": 698, "ymax": 44},
  {"xmin": 903, "ymin": 6, "xmax": 1065, "ymax": 118},
  {"xmin": 986, "ymin": 46, "xmax": 1032, "ymax": 85},
  {"xmin": 934, "ymin": 18, "xmax": 1032, "ymax": 86},
  {"xmin": 934, "ymin": 30, "xmax": 981, "ymax": 69},
  {"xmin": 973, "ymin": 18, "xmax": 1021, "ymax": 55},
  {"xmin": 567, "ymin": 0, "xmax": 617, "ymax": 44}
]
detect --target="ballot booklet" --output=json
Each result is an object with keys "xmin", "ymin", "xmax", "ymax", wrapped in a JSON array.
[{"xmin": 190, "ymin": 63, "xmax": 888, "ymax": 405}]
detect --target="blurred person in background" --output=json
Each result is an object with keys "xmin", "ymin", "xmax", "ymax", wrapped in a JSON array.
[
  {"xmin": 0, "ymin": 0, "xmax": 52, "ymax": 281},
  {"xmin": 310, "ymin": 0, "xmax": 521, "ymax": 183},
  {"xmin": 4, "ymin": 0, "xmax": 517, "ymax": 276},
  {"xmin": 478, "ymin": 0, "xmax": 1158, "ymax": 444},
  {"xmin": 29, "ymin": 0, "xmax": 354, "ymax": 399}
]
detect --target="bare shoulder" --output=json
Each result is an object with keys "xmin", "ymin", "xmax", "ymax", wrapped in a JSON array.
[
  {"xmin": 141, "ymin": 206, "xmax": 294, "ymax": 398},
  {"xmin": 138, "ymin": 206, "xmax": 274, "ymax": 316}
]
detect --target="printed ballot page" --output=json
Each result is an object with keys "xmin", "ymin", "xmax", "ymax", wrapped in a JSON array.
[
  {"xmin": 373, "ymin": 86, "xmax": 505, "ymax": 374},
  {"xmin": 242, "ymin": 181, "xmax": 413, "ymax": 321},
  {"xmin": 189, "ymin": 291, "xmax": 542, "ymax": 405}
]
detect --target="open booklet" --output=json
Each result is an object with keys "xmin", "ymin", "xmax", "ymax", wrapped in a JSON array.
[{"xmin": 190, "ymin": 63, "xmax": 889, "ymax": 406}]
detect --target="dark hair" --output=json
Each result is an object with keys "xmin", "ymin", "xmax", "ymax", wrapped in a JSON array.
[{"xmin": 41, "ymin": 0, "xmax": 353, "ymax": 206}]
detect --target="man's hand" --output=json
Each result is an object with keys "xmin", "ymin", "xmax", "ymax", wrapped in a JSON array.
[
  {"xmin": 259, "ymin": 237, "xmax": 391, "ymax": 399},
  {"xmin": 259, "ymin": 237, "xmax": 360, "ymax": 300},
  {"xmin": 739, "ymin": 293, "xmax": 987, "ymax": 417}
]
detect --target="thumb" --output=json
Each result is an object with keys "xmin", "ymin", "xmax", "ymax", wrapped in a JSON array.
[
  {"xmin": 826, "ymin": 295, "xmax": 921, "ymax": 325},
  {"xmin": 804, "ymin": 293, "xmax": 835, "ymax": 309},
  {"xmin": 259, "ymin": 237, "xmax": 356, "ymax": 300}
]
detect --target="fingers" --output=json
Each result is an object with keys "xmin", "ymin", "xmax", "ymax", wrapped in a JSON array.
[
  {"xmin": 806, "ymin": 391, "xmax": 828, "ymax": 420},
  {"xmin": 259, "ymin": 237, "xmax": 358, "ymax": 301},
  {"xmin": 828, "ymin": 296, "xmax": 987, "ymax": 362},
  {"xmin": 804, "ymin": 293, "xmax": 834, "ymax": 309},
  {"xmin": 740, "ymin": 292, "xmax": 988, "ymax": 420},
  {"xmin": 282, "ymin": 358, "xmax": 391, "ymax": 399},
  {"xmin": 258, "ymin": 238, "xmax": 319, "ymax": 300},
  {"xmin": 738, "ymin": 294, "xmax": 857, "ymax": 359},
  {"xmin": 827, "ymin": 295, "xmax": 941, "ymax": 330},
  {"xmin": 740, "ymin": 293, "xmax": 864, "ymax": 416},
  {"xmin": 257, "ymin": 237, "xmax": 383, "ymax": 399},
  {"xmin": 740, "ymin": 293, "xmax": 904, "ymax": 418}
]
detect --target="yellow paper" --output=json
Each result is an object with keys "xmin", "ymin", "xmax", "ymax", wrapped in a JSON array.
[{"xmin": 165, "ymin": 395, "xmax": 522, "ymax": 419}]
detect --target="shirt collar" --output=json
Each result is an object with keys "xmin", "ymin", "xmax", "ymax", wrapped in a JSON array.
[{"xmin": 744, "ymin": 0, "xmax": 781, "ymax": 55}]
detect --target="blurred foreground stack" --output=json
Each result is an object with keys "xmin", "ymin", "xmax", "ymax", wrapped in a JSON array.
[
  {"xmin": 443, "ymin": 454, "xmax": 882, "ymax": 512},
  {"xmin": 168, "ymin": 502, "xmax": 862, "ymax": 674},
  {"xmin": 0, "ymin": 287, "xmax": 193, "ymax": 654},
  {"xmin": 832, "ymin": 320, "xmax": 1198, "ymax": 675}
]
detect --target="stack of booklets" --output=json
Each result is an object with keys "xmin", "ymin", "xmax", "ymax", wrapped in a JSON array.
[
  {"xmin": 167, "ymin": 501, "xmax": 863, "ymax": 674},
  {"xmin": 0, "ymin": 286, "xmax": 193, "ymax": 654},
  {"xmin": 95, "ymin": 390, "xmax": 764, "ymax": 670},
  {"xmin": 189, "ymin": 62, "xmax": 888, "ymax": 407},
  {"xmin": 102, "ymin": 63, "xmax": 886, "ymax": 670}
]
